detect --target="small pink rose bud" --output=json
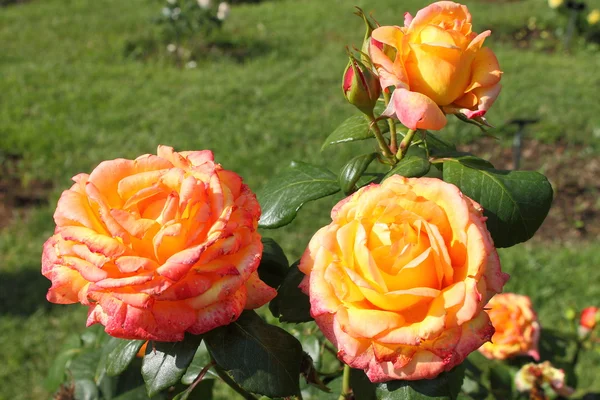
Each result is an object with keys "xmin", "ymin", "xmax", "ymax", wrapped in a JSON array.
[
  {"xmin": 342, "ymin": 55, "xmax": 381, "ymax": 116},
  {"xmin": 578, "ymin": 306, "xmax": 599, "ymax": 338}
]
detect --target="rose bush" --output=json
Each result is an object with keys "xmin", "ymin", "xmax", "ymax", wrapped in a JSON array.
[
  {"xmin": 478, "ymin": 293, "xmax": 541, "ymax": 360},
  {"xmin": 369, "ymin": 1, "xmax": 502, "ymax": 130},
  {"xmin": 42, "ymin": 146, "xmax": 276, "ymax": 341},
  {"xmin": 298, "ymin": 176, "xmax": 509, "ymax": 382}
]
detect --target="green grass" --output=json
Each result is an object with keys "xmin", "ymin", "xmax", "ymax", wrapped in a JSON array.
[{"xmin": 0, "ymin": 0, "xmax": 599, "ymax": 399}]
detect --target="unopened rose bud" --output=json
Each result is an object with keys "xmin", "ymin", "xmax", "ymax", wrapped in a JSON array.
[
  {"xmin": 342, "ymin": 55, "xmax": 381, "ymax": 116},
  {"xmin": 578, "ymin": 306, "xmax": 599, "ymax": 338}
]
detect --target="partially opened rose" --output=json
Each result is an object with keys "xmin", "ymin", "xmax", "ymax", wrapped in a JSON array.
[
  {"xmin": 479, "ymin": 293, "xmax": 540, "ymax": 360},
  {"xmin": 299, "ymin": 176, "xmax": 509, "ymax": 381},
  {"xmin": 369, "ymin": 1, "xmax": 502, "ymax": 130},
  {"xmin": 42, "ymin": 146, "xmax": 276, "ymax": 341}
]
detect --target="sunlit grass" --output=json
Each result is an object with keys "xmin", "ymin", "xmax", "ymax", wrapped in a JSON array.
[{"xmin": 0, "ymin": 0, "xmax": 598, "ymax": 398}]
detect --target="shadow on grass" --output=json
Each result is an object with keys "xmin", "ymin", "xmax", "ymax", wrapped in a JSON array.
[
  {"xmin": 0, "ymin": 268, "xmax": 53, "ymax": 316},
  {"xmin": 123, "ymin": 34, "xmax": 272, "ymax": 66}
]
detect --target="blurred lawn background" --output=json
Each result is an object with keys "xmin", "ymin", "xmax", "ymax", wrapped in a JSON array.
[{"xmin": 1, "ymin": 0, "xmax": 599, "ymax": 398}]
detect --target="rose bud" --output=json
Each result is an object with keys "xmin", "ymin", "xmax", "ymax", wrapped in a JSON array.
[
  {"xmin": 479, "ymin": 293, "xmax": 541, "ymax": 360},
  {"xmin": 578, "ymin": 306, "xmax": 599, "ymax": 338},
  {"xmin": 342, "ymin": 54, "xmax": 381, "ymax": 117}
]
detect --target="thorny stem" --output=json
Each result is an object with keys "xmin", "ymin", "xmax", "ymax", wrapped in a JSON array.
[
  {"xmin": 396, "ymin": 129, "xmax": 417, "ymax": 161},
  {"xmin": 366, "ymin": 114, "xmax": 395, "ymax": 163},
  {"xmin": 338, "ymin": 364, "xmax": 352, "ymax": 400},
  {"xmin": 383, "ymin": 91, "xmax": 398, "ymax": 153}
]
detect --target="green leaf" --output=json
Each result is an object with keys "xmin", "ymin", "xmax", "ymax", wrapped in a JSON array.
[
  {"xmin": 269, "ymin": 261, "xmax": 312, "ymax": 323},
  {"xmin": 204, "ymin": 310, "xmax": 304, "ymax": 398},
  {"xmin": 432, "ymin": 152, "xmax": 494, "ymax": 169},
  {"xmin": 383, "ymin": 155, "xmax": 431, "ymax": 180},
  {"xmin": 424, "ymin": 131, "xmax": 456, "ymax": 154},
  {"xmin": 106, "ymin": 340, "xmax": 145, "ymax": 377},
  {"xmin": 257, "ymin": 237, "xmax": 289, "ymax": 289},
  {"xmin": 45, "ymin": 334, "xmax": 82, "ymax": 392},
  {"xmin": 181, "ymin": 342, "xmax": 216, "ymax": 385},
  {"xmin": 300, "ymin": 352, "xmax": 330, "ymax": 393},
  {"xmin": 442, "ymin": 160, "xmax": 553, "ymax": 247},
  {"xmin": 376, "ymin": 366, "xmax": 465, "ymax": 400},
  {"xmin": 489, "ymin": 364, "xmax": 514, "ymax": 400},
  {"xmin": 258, "ymin": 161, "xmax": 340, "ymax": 229},
  {"xmin": 75, "ymin": 379, "xmax": 100, "ymax": 400},
  {"xmin": 142, "ymin": 334, "xmax": 204, "ymax": 397},
  {"xmin": 173, "ymin": 380, "xmax": 214, "ymax": 400},
  {"xmin": 321, "ymin": 115, "xmax": 389, "ymax": 150},
  {"xmin": 299, "ymin": 333, "xmax": 320, "ymax": 369},
  {"xmin": 301, "ymin": 375, "xmax": 343, "ymax": 400},
  {"xmin": 68, "ymin": 348, "xmax": 103, "ymax": 382},
  {"xmin": 95, "ymin": 338, "xmax": 121, "ymax": 400},
  {"xmin": 350, "ymin": 369, "xmax": 377, "ymax": 400},
  {"xmin": 112, "ymin": 385, "xmax": 165, "ymax": 400},
  {"xmin": 339, "ymin": 152, "xmax": 378, "ymax": 195}
]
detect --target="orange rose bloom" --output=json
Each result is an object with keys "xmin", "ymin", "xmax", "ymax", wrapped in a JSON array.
[
  {"xmin": 369, "ymin": 1, "xmax": 502, "ymax": 130},
  {"xmin": 42, "ymin": 146, "xmax": 276, "ymax": 341},
  {"xmin": 479, "ymin": 293, "xmax": 540, "ymax": 360},
  {"xmin": 299, "ymin": 176, "xmax": 508, "ymax": 382}
]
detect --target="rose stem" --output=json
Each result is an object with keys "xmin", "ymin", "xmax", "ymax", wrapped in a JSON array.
[
  {"xmin": 396, "ymin": 128, "xmax": 417, "ymax": 161},
  {"xmin": 186, "ymin": 361, "xmax": 216, "ymax": 394},
  {"xmin": 337, "ymin": 364, "xmax": 352, "ymax": 400},
  {"xmin": 383, "ymin": 91, "xmax": 398, "ymax": 153},
  {"xmin": 366, "ymin": 114, "xmax": 395, "ymax": 163}
]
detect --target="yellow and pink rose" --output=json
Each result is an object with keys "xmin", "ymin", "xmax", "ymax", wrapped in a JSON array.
[
  {"xmin": 299, "ymin": 176, "xmax": 509, "ymax": 382},
  {"xmin": 42, "ymin": 146, "xmax": 276, "ymax": 341},
  {"xmin": 369, "ymin": 1, "xmax": 502, "ymax": 130}
]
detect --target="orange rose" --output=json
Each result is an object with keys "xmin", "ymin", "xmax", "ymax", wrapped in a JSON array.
[
  {"xmin": 298, "ymin": 176, "xmax": 508, "ymax": 382},
  {"xmin": 369, "ymin": 1, "xmax": 502, "ymax": 130},
  {"xmin": 479, "ymin": 293, "xmax": 540, "ymax": 360},
  {"xmin": 42, "ymin": 146, "xmax": 276, "ymax": 341}
]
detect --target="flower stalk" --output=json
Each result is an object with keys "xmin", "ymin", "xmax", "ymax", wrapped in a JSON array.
[
  {"xmin": 338, "ymin": 364, "xmax": 352, "ymax": 400},
  {"xmin": 396, "ymin": 129, "xmax": 417, "ymax": 161},
  {"xmin": 383, "ymin": 91, "xmax": 398, "ymax": 153},
  {"xmin": 367, "ymin": 114, "xmax": 395, "ymax": 163}
]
